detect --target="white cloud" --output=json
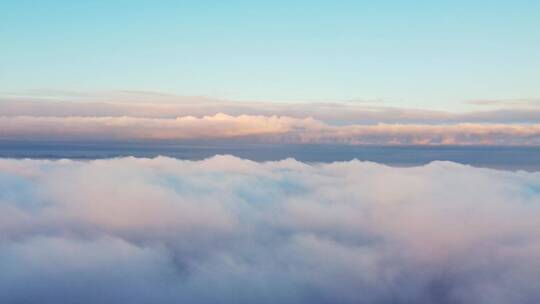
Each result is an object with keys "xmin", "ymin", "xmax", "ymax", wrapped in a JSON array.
[
  {"xmin": 2, "ymin": 93, "xmax": 540, "ymax": 124},
  {"xmin": 2, "ymin": 92, "xmax": 540, "ymax": 145},
  {"xmin": 1, "ymin": 114, "xmax": 539, "ymax": 145},
  {"xmin": 1, "ymin": 156, "xmax": 540, "ymax": 303}
]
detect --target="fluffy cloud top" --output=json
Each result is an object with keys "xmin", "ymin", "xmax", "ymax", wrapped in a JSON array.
[
  {"xmin": 1, "ymin": 156, "xmax": 540, "ymax": 303},
  {"xmin": 1, "ymin": 114, "xmax": 540, "ymax": 145}
]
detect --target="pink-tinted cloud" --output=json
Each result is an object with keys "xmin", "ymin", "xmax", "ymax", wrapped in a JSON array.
[
  {"xmin": 2, "ymin": 93, "xmax": 540, "ymax": 124},
  {"xmin": 1, "ymin": 114, "xmax": 539, "ymax": 145},
  {"xmin": 1, "ymin": 156, "xmax": 540, "ymax": 303}
]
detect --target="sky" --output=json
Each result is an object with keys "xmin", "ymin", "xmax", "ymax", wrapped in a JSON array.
[
  {"xmin": 1, "ymin": 0, "xmax": 539, "ymax": 110},
  {"xmin": 3, "ymin": 3, "xmax": 540, "ymax": 303}
]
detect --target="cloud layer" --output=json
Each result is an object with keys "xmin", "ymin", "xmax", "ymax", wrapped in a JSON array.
[
  {"xmin": 1, "ymin": 156, "xmax": 540, "ymax": 303},
  {"xmin": 2, "ymin": 95, "xmax": 540, "ymax": 124},
  {"xmin": 2, "ymin": 92, "xmax": 540, "ymax": 145},
  {"xmin": 1, "ymin": 114, "xmax": 540, "ymax": 145}
]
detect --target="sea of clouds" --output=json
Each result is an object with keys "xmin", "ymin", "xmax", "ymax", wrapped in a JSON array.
[{"xmin": 1, "ymin": 156, "xmax": 540, "ymax": 303}]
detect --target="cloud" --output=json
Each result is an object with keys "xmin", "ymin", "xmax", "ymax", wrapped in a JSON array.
[
  {"xmin": 0, "ymin": 114, "xmax": 301, "ymax": 140},
  {"xmin": 1, "ymin": 114, "xmax": 540, "ymax": 145},
  {"xmin": 2, "ymin": 92, "xmax": 540, "ymax": 124},
  {"xmin": 1, "ymin": 156, "xmax": 540, "ymax": 303},
  {"xmin": 466, "ymin": 98, "xmax": 540, "ymax": 107},
  {"xmin": 2, "ymin": 91, "xmax": 540, "ymax": 145}
]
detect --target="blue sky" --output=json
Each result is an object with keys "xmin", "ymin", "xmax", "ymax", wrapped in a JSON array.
[{"xmin": 1, "ymin": 0, "xmax": 539, "ymax": 110}]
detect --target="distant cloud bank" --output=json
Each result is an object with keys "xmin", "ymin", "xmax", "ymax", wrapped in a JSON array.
[
  {"xmin": 2, "ymin": 95, "xmax": 540, "ymax": 124},
  {"xmin": 1, "ymin": 114, "xmax": 539, "ymax": 145},
  {"xmin": 1, "ymin": 92, "xmax": 540, "ymax": 145},
  {"xmin": 1, "ymin": 156, "xmax": 540, "ymax": 303}
]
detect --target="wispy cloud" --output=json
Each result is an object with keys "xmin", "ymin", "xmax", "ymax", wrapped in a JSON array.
[{"xmin": 466, "ymin": 98, "xmax": 540, "ymax": 107}]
